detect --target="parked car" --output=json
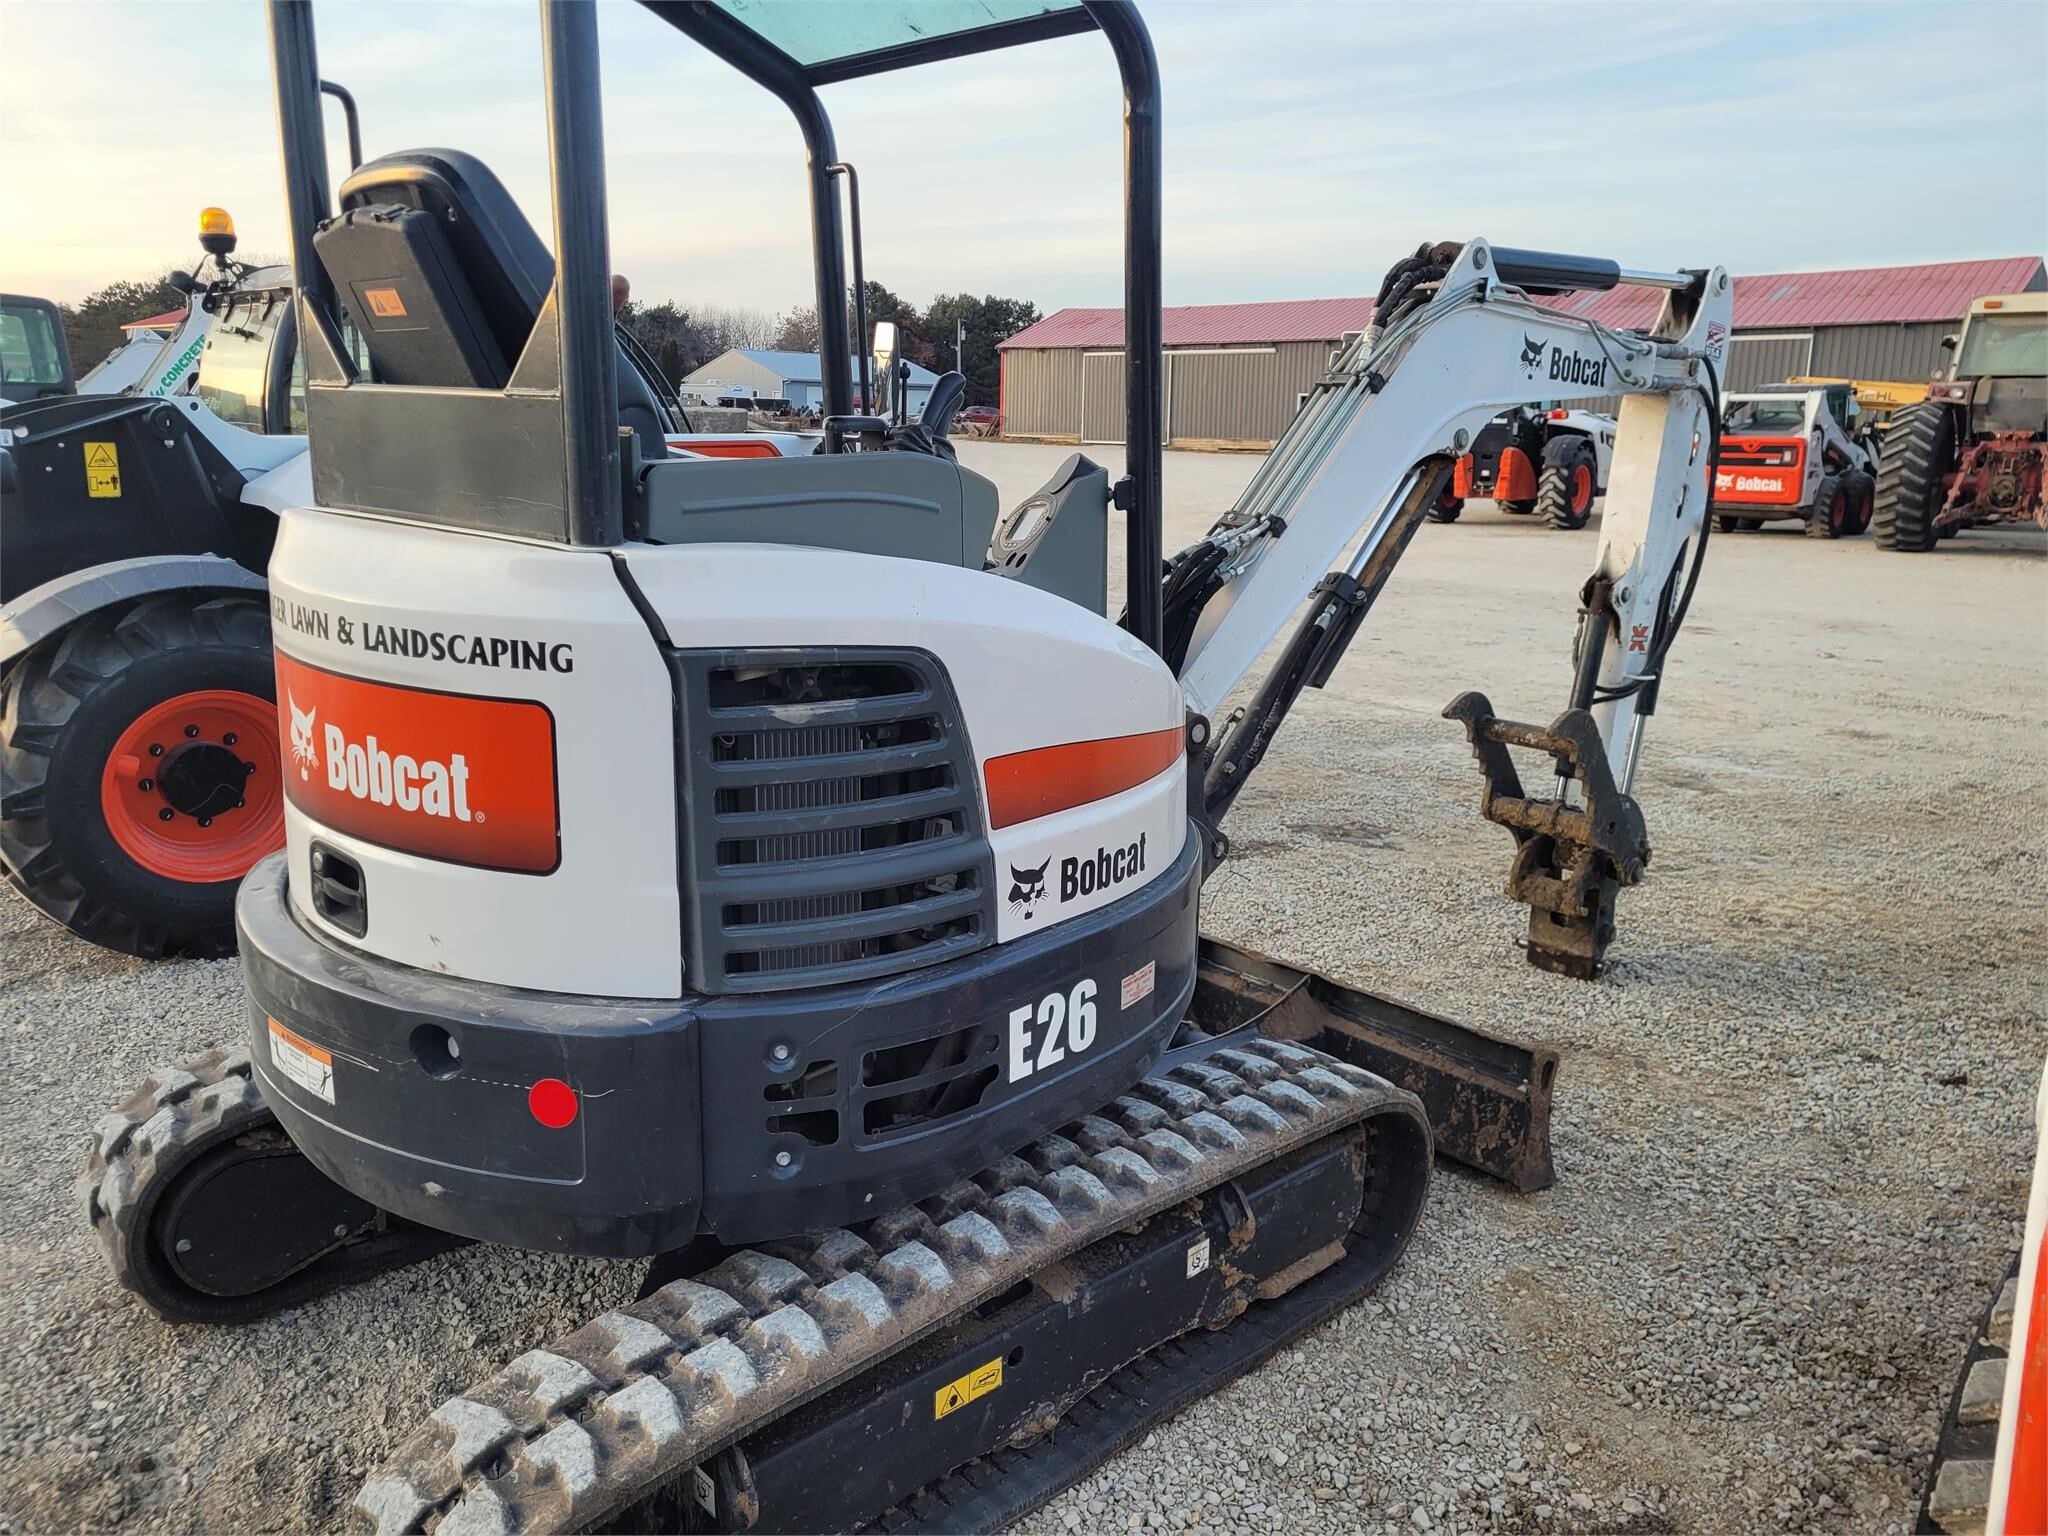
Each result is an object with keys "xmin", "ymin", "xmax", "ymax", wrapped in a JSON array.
[{"xmin": 957, "ymin": 403, "xmax": 1001, "ymax": 436}]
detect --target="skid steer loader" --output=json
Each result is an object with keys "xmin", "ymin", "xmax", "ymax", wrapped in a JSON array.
[{"xmin": 82, "ymin": 3, "xmax": 1731, "ymax": 1530}]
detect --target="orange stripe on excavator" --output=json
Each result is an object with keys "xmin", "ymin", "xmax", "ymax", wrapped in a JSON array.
[
  {"xmin": 2008, "ymin": 1227, "xmax": 2048, "ymax": 1536},
  {"xmin": 983, "ymin": 726, "xmax": 1183, "ymax": 830},
  {"xmin": 667, "ymin": 438, "xmax": 783, "ymax": 459}
]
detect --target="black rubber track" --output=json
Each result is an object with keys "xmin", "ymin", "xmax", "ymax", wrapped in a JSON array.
[
  {"xmin": 1874, "ymin": 402, "xmax": 1953, "ymax": 552},
  {"xmin": 867, "ymin": 1189, "xmax": 1412, "ymax": 1533},
  {"xmin": 81, "ymin": 1048, "xmax": 468, "ymax": 1325},
  {"xmin": 0, "ymin": 591, "xmax": 274, "ymax": 957},
  {"xmin": 1536, "ymin": 435, "xmax": 1598, "ymax": 531}
]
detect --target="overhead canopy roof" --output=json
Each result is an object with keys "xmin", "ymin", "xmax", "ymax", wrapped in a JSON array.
[{"xmin": 669, "ymin": 0, "xmax": 1093, "ymax": 84}]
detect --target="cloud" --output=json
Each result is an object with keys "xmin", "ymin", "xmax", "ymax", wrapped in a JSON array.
[{"xmin": 0, "ymin": 0, "xmax": 2039, "ymax": 314}]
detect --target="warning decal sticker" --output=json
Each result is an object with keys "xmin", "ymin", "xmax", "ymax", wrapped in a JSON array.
[
  {"xmin": 934, "ymin": 1357, "xmax": 1004, "ymax": 1420},
  {"xmin": 84, "ymin": 441, "xmax": 120, "ymax": 498},
  {"xmin": 267, "ymin": 1017, "xmax": 336, "ymax": 1104}
]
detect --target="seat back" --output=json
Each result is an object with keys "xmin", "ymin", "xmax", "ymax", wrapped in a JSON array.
[{"xmin": 316, "ymin": 149, "xmax": 667, "ymax": 456}]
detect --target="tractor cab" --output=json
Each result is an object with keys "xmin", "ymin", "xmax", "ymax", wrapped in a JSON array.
[{"xmin": 1935, "ymin": 293, "xmax": 2048, "ymax": 440}]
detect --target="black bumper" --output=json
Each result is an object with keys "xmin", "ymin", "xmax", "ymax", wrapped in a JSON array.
[{"xmin": 236, "ymin": 831, "xmax": 1201, "ymax": 1257}]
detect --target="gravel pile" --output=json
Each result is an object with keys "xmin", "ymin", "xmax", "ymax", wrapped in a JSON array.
[{"xmin": 2, "ymin": 445, "xmax": 2041, "ymax": 1535}]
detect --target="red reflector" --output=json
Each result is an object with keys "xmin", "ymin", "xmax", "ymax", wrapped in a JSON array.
[
  {"xmin": 1547, "ymin": 409, "xmax": 1569, "ymax": 419},
  {"xmin": 528, "ymin": 1077, "xmax": 578, "ymax": 1128},
  {"xmin": 983, "ymin": 726, "xmax": 1183, "ymax": 830}
]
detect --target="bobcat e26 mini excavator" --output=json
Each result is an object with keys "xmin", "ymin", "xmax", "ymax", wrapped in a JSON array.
[{"xmin": 83, "ymin": 3, "xmax": 1729, "ymax": 1530}]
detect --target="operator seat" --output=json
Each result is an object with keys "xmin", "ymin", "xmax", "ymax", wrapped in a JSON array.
[{"xmin": 313, "ymin": 149, "xmax": 669, "ymax": 459}]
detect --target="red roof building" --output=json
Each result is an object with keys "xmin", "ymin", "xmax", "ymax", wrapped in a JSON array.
[
  {"xmin": 998, "ymin": 255, "xmax": 2046, "ymax": 446},
  {"xmin": 120, "ymin": 308, "xmax": 187, "ymax": 335}
]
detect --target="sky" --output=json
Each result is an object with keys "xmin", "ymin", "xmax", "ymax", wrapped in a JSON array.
[{"xmin": 2, "ymin": 0, "xmax": 2044, "ymax": 318}]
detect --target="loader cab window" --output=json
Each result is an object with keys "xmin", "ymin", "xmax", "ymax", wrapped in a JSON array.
[
  {"xmin": 195, "ymin": 291, "xmax": 289, "ymax": 430},
  {"xmin": 1723, "ymin": 398, "xmax": 1805, "ymax": 434},
  {"xmin": 1956, "ymin": 313, "xmax": 2048, "ymax": 379},
  {"xmin": 286, "ymin": 316, "xmax": 373, "ymax": 435}
]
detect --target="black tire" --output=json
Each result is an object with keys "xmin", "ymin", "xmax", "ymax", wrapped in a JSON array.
[
  {"xmin": 1839, "ymin": 470, "xmax": 1875, "ymax": 537},
  {"xmin": 0, "ymin": 593, "xmax": 276, "ymax": 959},
  {"xmin": 1536, "ymin": 435, "xmax": 1599, "ymax": 530},
  {"xmin": 1498, "ymin": 497, "xmax": 1538, "ymax": 516},
  {"xmin": 1873, "ymin": 401, "xmax": 1953, "ymax": 552},
  {"xmin": 1740, "ymin": 518, "xmax": 1764, "ymax": 531},
  {"xmin": 1804, "ymin": 473, "xmax": 1846, "ymax": 539},
  {"xmin": 1718, "ymin": 514, "xmax": 1743, "ymax": 533},
  {"xmin": 1427, "ymin": 489, "xmax": 1463, "ymax": 523}
]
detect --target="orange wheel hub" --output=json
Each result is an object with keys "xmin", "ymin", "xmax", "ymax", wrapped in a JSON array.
[
  {"xmin": 1571, "ymin": 463, "xmax": 1594, "ymax": 514},
  {"xmin": 100, "ymin": 690, "xmax": 285, "ymax": 882}
]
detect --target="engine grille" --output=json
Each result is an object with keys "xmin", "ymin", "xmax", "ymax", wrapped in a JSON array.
[{"xmin": 672, "ymin": 648, "xmax": 993, "ymax": 993}]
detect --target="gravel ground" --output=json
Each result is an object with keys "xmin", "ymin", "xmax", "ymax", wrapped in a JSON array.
[{"xmin": 3, "ymin": 441, "xmax": 2043, "ymax": 1535}]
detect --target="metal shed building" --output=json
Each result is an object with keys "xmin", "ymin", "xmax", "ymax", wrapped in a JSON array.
[
  {"xmin": 999, "ymin": 297, "xmax": 1373, "ymax": 448},
  {"xmin": 999, "ymin": 256, "xmax": 2044, "ymax": 447}
]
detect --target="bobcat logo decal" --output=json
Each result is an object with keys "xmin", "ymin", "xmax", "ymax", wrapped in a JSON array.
[
  {"xmin": 1519, "ymin": 334, "xmax": 1546, "ymax": 378},
  {"xmin": 1007, "ymin": 858, "xmax": 1050, "ymax": 921},
  {"xmin": 288, "ymin": 694, "xmax": 319, "ymax": 780}
]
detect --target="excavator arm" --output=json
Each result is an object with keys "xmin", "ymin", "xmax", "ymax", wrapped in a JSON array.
[{"xmin": 1173, "ymin": 238, "xmax": 1733, "ymax": 976}]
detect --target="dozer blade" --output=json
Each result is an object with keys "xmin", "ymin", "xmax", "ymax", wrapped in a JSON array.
[
  {"xmin": 1190, "ymin": 938, "xmax": 1557, "ymax": 1193},
  {"xmin": 352, "ymin": 1040, "xmax": 1432, "ymax": 1536},
  {"xmin": 1444, "ymin": 690, "xmax": 1651, "ymax": 980}
]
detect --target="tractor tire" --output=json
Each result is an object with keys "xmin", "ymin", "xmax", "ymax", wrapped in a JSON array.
[
  {"xmin": 1427, "ymin": 490, "xmax": 1463, "ymax": 523},
  {"xmin": 0, "ymin": 593, "xmax": 284, "ymax": 959},
  {"xmin": 1499, "ymin": 496, "xmax": 1538, "ymax": 516},
  {"xmin": 1718, "ymin": 514, "xmax": 1743, "ymax": 534},
  {"xmin": 1804, "ymin": 474, "xmax": 1846, "ymax": 539},
  {"xmin": 1537, "ymin": 435, "xmax": 1599, "ymax": 530},
  {"xmin": 1873, "ymin": 401, "xmax": 1953, "ymax": 552},
  {"xmin": 1839, "ymin": 470, "xmax": 1875, "ymax": 537},
  {"xmin": 1740, "ymin": 518, "xmax": 1763, "ymax": 531}
]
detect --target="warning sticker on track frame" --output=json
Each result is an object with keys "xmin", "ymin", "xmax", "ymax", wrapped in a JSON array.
[
  {"xmin": 934, "ymin": 1356, "xmax": 1004, "ymax": 1420},
  {"xmin": 267, "ymin": 1017, "xmax": 336, "ymax": 1104}
]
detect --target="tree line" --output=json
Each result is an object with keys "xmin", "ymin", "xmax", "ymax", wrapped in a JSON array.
[{"xmin": 56, "ymin": 269, "xmax": 1040, "ymax": 410}]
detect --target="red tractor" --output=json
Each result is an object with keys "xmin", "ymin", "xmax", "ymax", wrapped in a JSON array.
[{"xmin": 1876, "ymin": 293, "xmax": 2047, "ymax": 550}]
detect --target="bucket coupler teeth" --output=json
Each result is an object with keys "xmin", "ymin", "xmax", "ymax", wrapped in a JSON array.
[{"xmin": 1443, "ymin": 691, "xmax": 1651, "ymax": 980}]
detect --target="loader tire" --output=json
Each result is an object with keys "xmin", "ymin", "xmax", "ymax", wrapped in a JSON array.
[
  {"xmin": 1805, "ymin": 474, "xmax": 1846, "ymax": 539},
  {"xmin": 1537, "ymin": 435, "xmax": 1599, "ymax": 530},
  {"xmin": 1718, "ymin": 514, "xmax": 1742, "ymax": 534},
  {"xmin": 1427, "ymin": 490, "xmax": 1463, "ymax": 523},
  {"xmin": 1839, "ymin": 470, "xmax": 1875, "ymax": 537},
  {"xmin": 1873, "ymin": 401, "xmax": 1952, "ymax": 552},
  {"xmin": 0, "ymin": 593, "xmax": 283, "ymax": 958}
]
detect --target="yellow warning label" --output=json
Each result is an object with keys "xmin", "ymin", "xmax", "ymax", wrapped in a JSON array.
[
  {"xmin": 934, "ymin": 1357, "xmax": 1003, "ymax": 1420},
  {"xmin": 84, "ymin": 441, "xmax": 120, "ymax": 498}
]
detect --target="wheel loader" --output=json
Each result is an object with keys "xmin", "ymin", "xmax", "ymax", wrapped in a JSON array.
[
  {"xmin": 1427, "ymin": 405, "xmax": 1615, "ymax": 530},
  {"xmin": 81, "ymin": 3, "xmax": 1735, "ymax": 1530}
]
